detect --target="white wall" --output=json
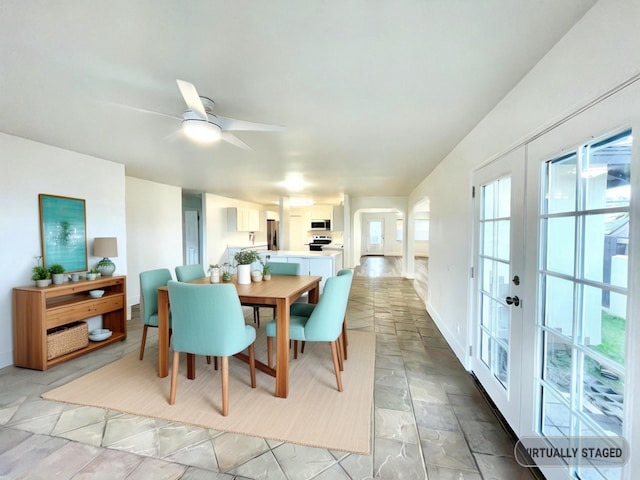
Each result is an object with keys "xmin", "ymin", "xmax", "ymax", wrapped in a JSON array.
[
  {"xmin": 407, "ymin": 0, "xmax": 640, "ymax": 363},
  {"xmin": 0, "ymin": 133, "xmax": 126, "ymax": 368},
  {"xmin": 125, "ymin": 177, "xmax": 183, "ymax": 306}
]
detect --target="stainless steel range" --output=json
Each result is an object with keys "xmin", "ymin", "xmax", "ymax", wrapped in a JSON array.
[{"xmin": 309, "ymin": 234, "xmax": 332, "ymax": 251}]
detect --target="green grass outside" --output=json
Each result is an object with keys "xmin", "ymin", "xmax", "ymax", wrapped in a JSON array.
[{"xmin": 595, "ymin": 311, "xmax": 625, "ymax": 365}]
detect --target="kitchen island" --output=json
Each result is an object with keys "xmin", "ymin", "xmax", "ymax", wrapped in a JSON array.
[{"xmin": 262, "ymin": 250, "xmax": 342, "ymax": 292}]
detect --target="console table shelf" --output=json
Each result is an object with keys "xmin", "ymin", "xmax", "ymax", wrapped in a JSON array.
[{"xmin": 13, "ymin": 275, "xmax": 127, "ymax": 370}]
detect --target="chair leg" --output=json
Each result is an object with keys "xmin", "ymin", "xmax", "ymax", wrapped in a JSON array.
[
  {"xmin": 301, "ymin": 341, "xmax": 305, "ymax": 354},
  {"xmin": 336, "ymin": 335, "xmax": 344, "ymax": 372},
  {"xmin": 214, "ymin": 356, "xmax": 218, "ymax": 370},
  {"xmin": 139, "ymin": 325, "xmax": 148, "ymax": 360},
  {"xmin": 206, "ymin": 356, "xmax": 212, "ymax": 364},
  {"xmin": 267, "ymin": 336, "xmax": 273, "ymax": 368},
  {"xmin": 253, "ymin": 307, "xmax": 260, "ymax": 327},
  {"xmin": 342, "ymin": 319, "xmax": 348, "ymax": 360},
  {"xmin": 169, "ymin": 351, "xmax": 180, "ymax": 404},
  {"xmin": 221, "ymin": 356, "xmax": 229, "ymax": 416},
  {"xmin": 248, "ymin": 343, "xmax": 256, "ymax": 388},
  {"xmin": 330, "ymin": 341, "xmax": 343, "ymax": 392},
  {"xmin": 293, "ymin": 340, "xmax": 298, "ymax": 359}
]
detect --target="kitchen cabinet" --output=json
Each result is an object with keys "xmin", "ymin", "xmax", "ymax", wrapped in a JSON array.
[
  {"xmin": 310, "ymin": 205, "xmax": 333, "ymax": 220},
  {"xmin": 266, "ymin": 252, "xmax": 338, "ymax": 292},
  {"xmin": 227, "ymin": 207, "xmax": 260, "ymax": 232},
  {"xmin": 12, "ymin": 275, "xmax": 127, "ymax": 370}
]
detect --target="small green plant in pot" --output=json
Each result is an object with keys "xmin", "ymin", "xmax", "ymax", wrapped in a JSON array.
[
  {"xmin": 32, "ymin": 266, "xmax": 51, "ymax": 287},
  {"xmin": 86, "ymin": 267, "xmax": 99, "ymax": 280},
  {"xmin": 48, "ymin": 264, "xmax": 66, "ymax": 284},
  {"xmin": 262, "ymin": 264, "xmax": 272, "ymax": 281}
]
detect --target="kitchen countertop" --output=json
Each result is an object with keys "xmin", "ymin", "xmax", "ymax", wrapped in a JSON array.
[{"xmin": 264, "ymin": 250, "xmax": 342, "ymax": 258}]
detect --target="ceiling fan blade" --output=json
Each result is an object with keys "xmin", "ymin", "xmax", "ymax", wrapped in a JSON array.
[
  {"xmin": 216, "ymin": 115, "xmax": 286, "ymax": 132},
  {"xmin": 221, "ymin": 132, "xmax": 251, "ymax": 150},
  {"xmin": 96, "ymin": 100, "xmax": 181, "ymax": 121},
  {"xmin": 176, "ymin": 79, "xmax": 208, "ymax": 120}
]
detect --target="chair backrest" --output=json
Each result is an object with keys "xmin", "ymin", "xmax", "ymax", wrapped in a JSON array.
[
  {"xmin": 139, "ymin": 268, "xmax": 173, "ymax": 326},
  {"xmin": 175, "ymin": 264, "xmax": 206, "ymax": 282},
  {"xmin": 167, "ymin": 281, "xmax": 249, "ymax": 356},
  {"xmin": 267, "ymin": 261, "xmax": 300, "ymax": 275},
  {"xmin": 303, "ymin": 273, "xmax": 352, "ymax": 342}
]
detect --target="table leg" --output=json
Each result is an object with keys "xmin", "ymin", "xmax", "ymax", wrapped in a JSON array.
[
  {"xmin": 158, "ymin": 288, "xmax": 170, "ymax": 378},
  {"xmin": 308, "ymin": 283, "xmax": 320, "ymax": 304},
  {"xmin": 275, "ymin": 297, "xmax": 290, "ymax": 398}
]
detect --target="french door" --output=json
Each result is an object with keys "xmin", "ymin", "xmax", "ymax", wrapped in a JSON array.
[
  {"xmin": 469, "ymin": 75, "xmax": 640, "ymax": 480},
  {"xmin": 471, "ymin": 147, "xmax": 525, "ymax": 432}
]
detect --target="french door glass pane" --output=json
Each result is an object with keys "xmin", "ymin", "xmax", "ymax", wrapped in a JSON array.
[
  {"xmin": 543, "ymin": 331, "xmax": 572, "ymax": 394},
  {"xmin": 480, "ymin": 258, "xmax": 509, "ymax": 298},
  {"xmin": 545, "ymin": 216, "xmax": 575, "ymax": 275},
  {"xmin": 546, "ymin": 153, "xmax": 578, "ymax": 214},
  {"xmin": 541, "ymin": 386, "xmax": 571, "ymax": 437},
  {"xmin": 581, "ymin": 352, "xmax": 624, "ymax": 436},
  {"xmin": 583, "ymin": 134, "xmax": 631, "ymax": 211},
  {"xmin": 544, "ymin": 275, "xmax": 575, "ymax": 338}
]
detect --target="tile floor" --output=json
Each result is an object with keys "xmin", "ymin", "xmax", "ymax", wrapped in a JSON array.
[{"xmin": 0, "ymin": 257, "xmax": 540, "ymax": 479}]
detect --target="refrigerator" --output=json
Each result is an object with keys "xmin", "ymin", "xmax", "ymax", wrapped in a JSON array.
[{"xmin": 266, "ymin": 219, "xmax": 279, "ymax": 250}]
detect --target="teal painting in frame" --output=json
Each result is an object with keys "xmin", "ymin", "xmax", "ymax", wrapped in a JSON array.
[{"xmin": 39, "ymin": 194, "xmax": 88, "ymax": 272}]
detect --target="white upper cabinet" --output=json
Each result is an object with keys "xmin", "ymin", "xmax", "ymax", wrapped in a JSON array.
[{"xmin": 227, "ymin": 207, "xmax": 260, "ymax": 232}]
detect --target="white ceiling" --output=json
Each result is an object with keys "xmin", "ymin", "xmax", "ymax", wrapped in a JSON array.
[{"xmin": 0, "ymin": 1, "xmax": 596, "ymax": 206}]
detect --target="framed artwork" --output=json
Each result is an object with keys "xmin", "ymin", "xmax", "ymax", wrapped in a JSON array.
[{"xmin": 39, "ymin": 194, "xmax": 88, "ymax": 272}]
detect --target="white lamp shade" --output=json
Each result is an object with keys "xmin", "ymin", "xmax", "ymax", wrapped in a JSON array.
[{"xmin": 93, "ymin": 237, "xmax": 118, "ymax": 258}]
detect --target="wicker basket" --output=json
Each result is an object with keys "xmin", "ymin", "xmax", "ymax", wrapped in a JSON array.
[{"xmin": 47, "ymin": 321, "xmax": 89, "ymax": 360}]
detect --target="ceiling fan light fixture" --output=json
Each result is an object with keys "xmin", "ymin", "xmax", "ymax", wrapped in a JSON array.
[{"xmin": 182, "ymin": 119, "xmax": 222, "ymax": 143}]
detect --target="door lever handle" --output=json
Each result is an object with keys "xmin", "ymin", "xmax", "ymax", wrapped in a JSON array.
[{"xmin": 505, "ymin": 296, "xmax": 520, "ymax": 307}]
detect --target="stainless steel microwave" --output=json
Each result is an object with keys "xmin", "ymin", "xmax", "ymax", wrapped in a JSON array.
[{"xmin": 310, "ymin": 219, "xmax": 331, "ymax": 230}]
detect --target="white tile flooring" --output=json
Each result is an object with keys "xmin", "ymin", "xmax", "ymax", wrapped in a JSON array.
[{"xmin": 0, "ymin": 258, "xmax": 540, "ymax": 479}]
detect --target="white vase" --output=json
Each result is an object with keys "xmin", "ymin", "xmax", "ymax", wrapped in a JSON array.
[
  {"xmin": 251, "ymin": 270, "xmax": 263, "ymax": 282},
  {"xmin": 237, "ymin": 264, "xmax": 251, "ymax": 284},
  {"xmin": 210, "ymin": 268, "xmax": 220, "ymax": 283}
]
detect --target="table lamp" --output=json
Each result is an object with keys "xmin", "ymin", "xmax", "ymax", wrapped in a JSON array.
[{"xmin": 93, "ymin": 237, "xmax": 118, "ymax": 276}]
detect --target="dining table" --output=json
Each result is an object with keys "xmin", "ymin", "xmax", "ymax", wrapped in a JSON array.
[{"xmin": 157, "ymin": 274, "xmax": 322, "ymax": 398}]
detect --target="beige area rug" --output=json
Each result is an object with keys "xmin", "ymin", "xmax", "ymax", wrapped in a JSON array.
[{"xmin": 42, "ymin": 331, "xmax": 376, "ymax": 455}]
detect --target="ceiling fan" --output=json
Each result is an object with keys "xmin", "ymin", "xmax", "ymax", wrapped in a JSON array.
[{"xmin": 175, "ymin": 79, "xmax": 285, "ymax": 150}]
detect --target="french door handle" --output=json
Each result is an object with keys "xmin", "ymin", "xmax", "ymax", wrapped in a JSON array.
[{"xmin": 505, "ymin": 296, "xmax": 520, "ymax": 307}]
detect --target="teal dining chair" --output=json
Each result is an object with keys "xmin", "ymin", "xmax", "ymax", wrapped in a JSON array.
[
  {"xmin": 265, "ymin": 272, "xmax": 351, "ymax": 391},
  {"xmin": 175, "ymin": 264, "xmax": 206, "ymax": 282},
  {"xmin": 289, "ymin": 269, "xmax": 353, "ymax": 361},
  {"xmin": 167, "ymin": 281, "xmax": 256, "ymax": 416},
  {"xmin": 139, "ymin": 268, "xmax": 173, "ymax": 360},
  {"xmin": 252, "ymin": 261, "xmax": 301, "ymax": 327}
]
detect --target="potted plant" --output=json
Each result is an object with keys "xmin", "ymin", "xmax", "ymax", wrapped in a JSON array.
[
  {"xmin": 32, "ymin": 265, "xmax": 51, "ymax": 287},
  {"xmin": 48, "ymin": 264, "xmax": 65, "ymax": 284},
  {"xmin": 221, "ymin": 263, "xmax": 233, "ymax": 282},
  {"xmin": 86, "ymin": 267, "xmax": 99, "ymax": 281},
  {"xmin": 262, "ymin": 264, "xmax": 272, "ymax": 281},
  {"xmin": 233, "ymin": 250, "xmax": 262, "ymax": 285}
]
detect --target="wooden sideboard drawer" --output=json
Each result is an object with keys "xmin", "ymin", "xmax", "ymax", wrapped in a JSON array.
[{"xmin": 47, "ymin": 294, "xmax": 124, "ymax": 329}]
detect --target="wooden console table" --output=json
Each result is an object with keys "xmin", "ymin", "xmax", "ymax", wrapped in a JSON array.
[{"xmin": 13, "ymin": 275, "xmax": 127, "ymax": 370}]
